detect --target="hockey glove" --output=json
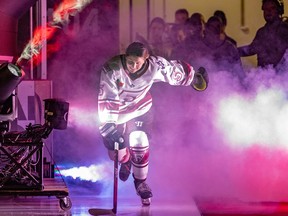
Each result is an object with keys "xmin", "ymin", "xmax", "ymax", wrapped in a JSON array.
[
  {"xmin": 191, "ymin": 67, "xmax": 209, "ymax": 91},
  {"xmin": 99, "ymin": 123, "xmax": 126, "ymax": 150}
]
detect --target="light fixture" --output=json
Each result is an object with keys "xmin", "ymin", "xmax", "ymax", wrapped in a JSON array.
[
  {"xmin": 0, "ymin": 62, "xmax": 23, "ymax": 105},
  {"xmin": 44, "ymin": 98, "xmax": 69, "ymax": 130}
]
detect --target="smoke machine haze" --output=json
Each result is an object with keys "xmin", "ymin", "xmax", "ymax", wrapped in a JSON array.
[
  {"xmin": 61, "ymin": 162, "xmax": 112, "ymax": 182},
  {"xmin": 217, "ymin": 87, "xmax": 288, "ymax": 149}
]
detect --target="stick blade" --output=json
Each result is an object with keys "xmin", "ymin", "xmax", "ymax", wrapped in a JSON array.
[{"xmin": 88, "ymin": 208, "xmax": 115, "ymax": 215}]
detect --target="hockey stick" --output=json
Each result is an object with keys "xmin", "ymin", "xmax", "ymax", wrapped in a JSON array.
[{"xmin": 89, "ymin": 142, "xmax": 119, "ymax": 215}]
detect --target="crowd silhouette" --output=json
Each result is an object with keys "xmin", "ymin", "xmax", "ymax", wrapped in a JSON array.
[{"xmin": 135, "ymin": 0, "xmax": 288, "ymax": 87}]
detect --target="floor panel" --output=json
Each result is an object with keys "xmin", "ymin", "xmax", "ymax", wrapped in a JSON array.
[
  {"xmin": 1, "ymin": 187, "xmax": 288, "ymax": 215},
  {"xmin": 0, "ymin": 194, "xmax": 201, "ymax": 216}
]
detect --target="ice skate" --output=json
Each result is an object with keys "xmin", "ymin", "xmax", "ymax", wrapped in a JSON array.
[
  {"xmin": 141, "ymin": 197, "xmax": 151, "ymax": 206},
  {"xmin": 119, "ymin": 159, "xmax": 131, "ymax": 181},
  {"xmin": 134, "ymin": 179, "xmax": 153, "ymax": 206}
]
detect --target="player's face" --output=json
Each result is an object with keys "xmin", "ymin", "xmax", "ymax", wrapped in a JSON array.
[{"xmin": 125, "ymin": 56, "xmax": 147, "ymax": 73}]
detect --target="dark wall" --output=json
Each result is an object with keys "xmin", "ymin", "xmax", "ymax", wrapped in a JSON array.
[{"xmin": 0, "ymin": 0, "xmax": 36, "ymax": 57}]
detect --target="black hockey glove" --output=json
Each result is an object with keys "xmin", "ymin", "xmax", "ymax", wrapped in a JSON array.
[
  {"xmin": 191, "ymin": 67, "xmax": 209, "ymax": 91},
  {"xmin": 99, "ymin": 123, "xmax": 126, "ymax": 150}
]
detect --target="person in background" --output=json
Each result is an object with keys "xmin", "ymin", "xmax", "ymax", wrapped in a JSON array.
[
  {"xmin": 170, "ymin": 12, "xmax": 205, "ymax": 61},
  {"xmin": 214, "ymin": 10, "xmax": 237, "ymax": 46},
  {"xmin": 238, "ymin": 0, "xmax": 288, "ymax": 72},
  {"xmin": 175, "ymin": 8, "xmax": 189, "ymax": 25},
  {"xmin": 170, "ymin": 9, "xmax": 190, "ymax": 48},
  {"xmin": 136, "ymin": 17, "xmax": 172, "ymax": 59},
  {"xmin": 186, "ymin": 12, "xmax": 206, "ymax": 42},
  {"xmin": 188, "ymin": 16, "xmax": 244, "ymax": 82},
  {"xmin": 97, "ymin": 42, "xmax": 208, "ymax": 205}
]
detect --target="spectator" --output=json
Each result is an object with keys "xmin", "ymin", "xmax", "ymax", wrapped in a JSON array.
[
  {"xmin": 136, "ymin": 17, "xmax": 172, "ymax": 59},
  {"xmin": 188, "ymin": 13, "xmax": 205, "ymax": 37},
  {"xmin": 214, "ymin": 10, "xmax": 237, "ymax": 46},
  {"xmin": 170, "ymin": 12, "xmax": 205, "ymax": 61},
  {"xmin": 175, "ymin": 8, "xmax": 189, "ymax": 25},
  {"xmin": 185, "ymin": 13, "xmax": 206, "ymax": 47},
  {"xmin": 170, "ymin": 9, "xmax": 190, "ymax": 47},
  {"xmin": 238, "ymin": 0, "xmax": 288, "ymax": 71},
  {"xmin": 188, "ymin": 16, "xmax": 244, "ymax": 81}
]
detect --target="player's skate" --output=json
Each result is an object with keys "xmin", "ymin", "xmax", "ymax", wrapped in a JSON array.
[
  {"xmin": 119, "ymin": 159, "xmax": 131, "ymax": 181},
  {"xmin": 134, "ymin": 179, "xmax": 153, "ymax": 206}
]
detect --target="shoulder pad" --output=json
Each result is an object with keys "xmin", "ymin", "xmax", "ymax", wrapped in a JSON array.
[{"xmin": 103, "ymin": 56, "xmax": 121, "ymax": 73}]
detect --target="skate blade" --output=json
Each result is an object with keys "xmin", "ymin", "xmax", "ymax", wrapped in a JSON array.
[{"xmin": 141, "ymin": 198, "xmax": 151, "ymax": 206}]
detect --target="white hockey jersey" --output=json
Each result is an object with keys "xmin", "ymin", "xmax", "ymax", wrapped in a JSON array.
[{"xmin": 98, "ymin": 55, "xmax": 195, "ymax": 124}]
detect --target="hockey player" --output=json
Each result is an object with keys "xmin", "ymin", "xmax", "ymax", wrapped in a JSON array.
[{"xmin": 98, "ymin": 41, "xmax": 208, "ymax": 205}]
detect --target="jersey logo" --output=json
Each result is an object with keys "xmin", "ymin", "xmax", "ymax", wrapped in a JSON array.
[
  {"xmin": 133, "ymin": 153, "xmax": 144, "ymax": 163},
  {"xmin": 99, "ymin": 84, "xmax": 104, "ymax": 96},
  {"xmin": 135, "ymin": 121, "xmax": 143, "ymax": 127},
  {"xmin": 116, "ymin": 79, "xmax": 124, "ymax": 89},
  {"xmin": 156, "ymin": 60, "xmax": 165, "ymax": 69},
  {"xmin": 172, "ymin": 71, "xmax": 184, "ymax": 82}
]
